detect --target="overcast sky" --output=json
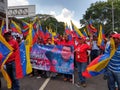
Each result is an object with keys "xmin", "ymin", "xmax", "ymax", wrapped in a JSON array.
[{"xmin": 8, "ymin": 0, "xmax": 107, "ymax": 28}]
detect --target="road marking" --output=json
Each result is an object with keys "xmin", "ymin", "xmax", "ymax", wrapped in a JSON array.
[{"xmin": 39, "ymin": 77, "xmax": 51, "ymax": 90}]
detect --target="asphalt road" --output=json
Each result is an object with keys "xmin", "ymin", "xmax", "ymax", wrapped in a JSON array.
[{"xmin": 1, "ymin": 70, "xmax": 108, "ymax": 90}]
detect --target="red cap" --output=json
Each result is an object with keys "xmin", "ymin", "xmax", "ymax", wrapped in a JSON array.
[{"xmin": 111, "ymin": 34, "xmax": 120, "ymax": 39}]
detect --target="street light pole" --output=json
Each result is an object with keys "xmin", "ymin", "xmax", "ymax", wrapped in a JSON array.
[
  {"xmin": 112, "ymin": 0, "xmax": 114, "ymax": 32},
  {"xmin": 5, "ymin": 0, "xmax": 9, "ymax": 31}
]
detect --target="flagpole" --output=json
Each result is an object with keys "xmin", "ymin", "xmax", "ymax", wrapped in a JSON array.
[
  {"xmin": 112, "ymin": 0, "xmax": 114, "ymax": 32},
  {"xmin": 5, "ymin": 0, "xmax": 9, "ymax": 31}
]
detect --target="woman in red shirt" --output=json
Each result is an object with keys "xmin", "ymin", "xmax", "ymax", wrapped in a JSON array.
[{"xmin": 75, "ymin": 37, "xmax": 92, "ymax": 87}]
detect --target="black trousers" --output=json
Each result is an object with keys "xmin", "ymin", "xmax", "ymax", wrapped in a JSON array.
[{"xmin": 90, "ymin": 50, "xmax": 100, "ymax": 61}]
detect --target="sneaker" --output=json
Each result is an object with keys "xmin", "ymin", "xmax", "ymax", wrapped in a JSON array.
[
  {"xmin": 36, "ymin": 76, "xmax": 41, "ymax": 79},
  {"xmin": 75, "ymin": 82, "xmax": 81, "ymax": 87},
  {"xmin": 29, "ymin": 74, "xmax": 33, "ymax": 77},
  {"xmin": 81, "ymin": 82, "xmax": 87, "ymax": 87}
]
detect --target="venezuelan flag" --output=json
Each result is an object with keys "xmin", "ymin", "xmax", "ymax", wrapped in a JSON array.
[
  {"xmin": 65, "ymin": 23, "xmax": 71, "ymax": 34},
  {"xmin": 0, "ymin": 34, "xmax": 13, "ymax": 88},
  {"xmin": 22, "ymin": 21, "xmax": 29, "ymax": 30},
  {"xmin": 25, "ymin": 40, "xmax": 33, "ymax": 74},
  {"xmin": 25, "ymin": 23, "xmax": 33, "ymax": 74},
  {"xmin": 15, "ymin": 40, "xmax": 33, "ymax": 78},
  {"xmin": 21, "ymin": 29, "xmax": 29, "ymax": 37},
  {"xmin": 44, "ymin": 27, "xmax": 52, "ymax": 40},
  {"xmin": 87, "ymin": 19, "xmax": 97, "ymax": 34},
  {"xmin": 71, "ymin": 21, "xmax": 84, "ymax": 37},
  {"xmin": 19, "ymin": 41, "xmax": 27, "ymax": 76},
  {"xmin": 64, "ymin": 23, "xmax": 72, "ymax": 41},
  {"xmin": 38, "ymin": 25, "xmax": 45, "ymax": 39},
  {"xmin": 32, "ymin": 18, "xmax": 40, "ymax": 45},
  {"xmin": 17, "ymin": 41, "xmax": 29, "ymax": 76},
  {"xmin": 97, "ymin": 25, "xmax": 105, "ymax": 50},
  {"xmin": 32, "ymin": 27, "xmax": 38, "ymax": 45},
  {"xmin": 83, "ymin": 28, "xmax": 88, "ymax": 37},
  {"xmin": 82, "ymin": 38, "xmax": 116, "ymax": 78},
  {"xmin": 0, "ymin": 20, "xmax": 6, "ymax": 35},
  {"xmin": 48, "ymin": 27, "xmax": 54, "ymax": 44},
  {"xmin": 26, "ymin": 23, "xmax": 38, "ymax": 47},
  {"xmin": 10, "ymin": 20, "xmax": 22, "ymax": 34},
  {"xmin": 21, "ymin": 21, "xmax": 29, "ymax": 37},
  {"xmin": 14, "ymin": 47, "xmax": 23, "ymax": 79}
]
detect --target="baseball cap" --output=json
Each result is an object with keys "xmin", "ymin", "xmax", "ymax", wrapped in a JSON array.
[{"xmin": 111, "ymin": 34, "xmax": 120, "ymax": 39}]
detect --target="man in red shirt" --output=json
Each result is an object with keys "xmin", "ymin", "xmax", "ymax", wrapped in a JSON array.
[
  {"xmin": 4, "ymin": 31, "xmax": 20, "ymax": 90},
  {"xmin": 75, "ymin": 37, "xmax": 92, "ymax": 87}
]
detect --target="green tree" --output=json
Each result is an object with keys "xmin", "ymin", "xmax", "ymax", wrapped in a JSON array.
[
  {"xmin": 80, "ymin": 0, "xmax": 120, "ymax": 35},
  {"xmin": 41, "ymin": 16, "xmax": 64, "ymax": 35}
]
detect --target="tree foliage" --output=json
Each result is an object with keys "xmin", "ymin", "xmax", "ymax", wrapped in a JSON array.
[
  {"xmin": 41, "ymin": 16, "xmax": 64, "ymax": 35},
  {"xmin": 80, "ymin": 0, "xmax": 120, "ymax": 35}
]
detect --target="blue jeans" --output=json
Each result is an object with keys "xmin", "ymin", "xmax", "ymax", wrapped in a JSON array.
[
  {"xmin": 76, "ymin": 62, "xmax": 87, "ymax": 83},
  {"xmin": 6, "ymin": 61, "xmax": 20, "ymax": 90},
  {"xmin": 107, "ymin": 69, "xmax": 120, "ymax": 90}
]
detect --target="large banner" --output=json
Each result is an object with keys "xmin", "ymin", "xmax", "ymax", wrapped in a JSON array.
[{"xmin": 30, "ymin": 44, "xmax": 74, "ymax": 74}]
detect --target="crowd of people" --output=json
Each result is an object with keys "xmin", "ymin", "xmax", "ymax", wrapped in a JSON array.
[{"xmin": 0, "ymin": 29, "xmax": 120, "ymax": 90}]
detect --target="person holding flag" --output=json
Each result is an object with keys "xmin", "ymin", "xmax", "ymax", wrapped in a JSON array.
[
  {"xmin": 82, "ymin": 33, "xmax": 120, "ymax": 90},
  {"xmin": 3, "ymin": 31, "xmax": 20, "ymax": 90},
  {"xmin": 105, "ymin": 33, "xmax": 120, "ymax": 90},
  {"xmin": 75, "ymin": 36, "xmax": 92, "ymax": 87}
]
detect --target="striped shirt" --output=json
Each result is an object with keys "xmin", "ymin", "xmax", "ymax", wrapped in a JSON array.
[{"xmin": 107, "ymin": 45, "xmax": 120, "ymax": 72}]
